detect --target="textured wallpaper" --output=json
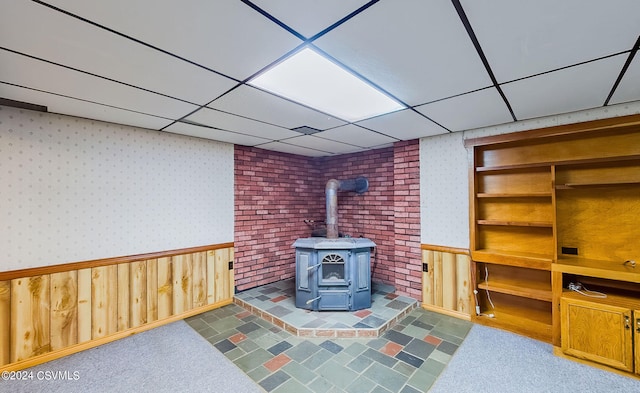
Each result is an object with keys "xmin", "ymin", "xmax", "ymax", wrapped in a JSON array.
[
  {"xmin": 420, "ymin": 100, "xmax": 640, "ymax": 249},
  {"xmin": 420, "ymin": 131, "xmax": 469, "ymax": 248},
  {"xmin": 0, "ymin": 106, "xmax": 234, "ymax": 271}
]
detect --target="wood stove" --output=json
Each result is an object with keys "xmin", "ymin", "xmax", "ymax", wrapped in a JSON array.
[
  {"xmin": 293, "ymin": 237, "xmax": 375, "ymax": 311},
  {"xmin": 294, "ymin": 176, "xmax": 374, "ymax": 311}
]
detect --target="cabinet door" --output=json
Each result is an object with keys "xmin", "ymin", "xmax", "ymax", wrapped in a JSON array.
[
  {"xmin": 635, "ymin": 310, "xmax": 640, "ymax": 375},
  {"xmin": 561, "ymin": 297, "xmax": 633, "ymax": 372}
]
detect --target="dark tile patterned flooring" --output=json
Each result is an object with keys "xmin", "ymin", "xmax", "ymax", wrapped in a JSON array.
[{"xmin": 186, "ymin": 280, "xmax": 472, "ymax": 392}]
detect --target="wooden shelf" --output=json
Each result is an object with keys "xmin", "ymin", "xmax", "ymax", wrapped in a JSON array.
[
  {"xmin": 553, "ymin": 257, "xmax": 640, "ymax": 283},
  {"xmin": 562, "ymin": 290, "xmax": 640, "ymax": 309},
  {"xmin": 476, "ymin": 154, "xmax": 640, "ymax": 173},
  {"xmin": 477, "ymin": 220, "xmax": 553, "ymax": 228},
  {"xmin": 478, "ymin": 278, "xmax": 552, "ymax": 302},
  {"xmin": 485, "ymin": 301, "xmax": 551, "ymax": 327},
  {"xmin": 472, "ymin": 249, "xmax": 552, "ymax": 270},
  {"xmin": 474, "ymin": 299, "xmax": 552, "ymax": 342},
  {"xmin": 555, "ymin": 154, "xmax": 640, "ymax": 168},
  {"xmin": 556, "ymin": 181, "xmax": 640, "ymax": 189},
  {"xmin": 476, "ymin": 163, "xmax": 551, "ymax": 172},
  {"xmin": 477, "ymin": 192, "xmax": 552, "ymax": 198}
]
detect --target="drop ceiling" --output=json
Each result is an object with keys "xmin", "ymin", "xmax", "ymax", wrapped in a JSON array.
[{"xmin": 1, "ymin": 0, "xmax": 639, "ymax": 156}]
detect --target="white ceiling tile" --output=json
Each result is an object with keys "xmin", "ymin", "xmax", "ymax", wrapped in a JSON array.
[
  {"xmin": 0, "ymin": 1, "xmax": 237, "ymax": 106},
  {"xmin": 610, "ymin": 56, "xmax": 640, "ymax": 105},
  {"xmin": 461, "ymin": 0, "xmax": 640, "ymax": 82},
  {"xmin": 44, "ymin": 0, "xmax": 303, "ymax": 80},
  {"xmin": 250, "ymin": 0, "xmax": 371, "ymax": 38},
  {"xmin": 164, "ymin": 122, "xmax": 269, "ymax": 146},
  {"xmin": 0, "ymin": 83, "xmax": 173, "ymax": 131},
  {"xmin": 2, "ymin": 1, "xmax": 639, "ymax": 158},
  {"xmin": 357, "ymin": 109, "xmax": 448, "ymax": 140},
  {"xmin": 208, "ymin": 86, "xmax": 346, "ymax": 130},
  {"xmin": 283, "ymin": 135, "xmax": 364, "ymax": 155},
  {"xmin": 416, "ymin": 88, "xmax": 513, "ymax": 132},
  {"xmin": 256, "ymin": 141, "xmax": 331, "ymax": 157},
  {"xmin": 185, "ymin": 107, "xmax": 300, "ymax": 140},
  {"xmin": 502, "ymin": 55, "xmax": 626, "ymax": 120},
  {"xmin": 313, "ymin": 124, "xmax": 397, "ymax": 148},
  {"xmin": 314, "ymin": 0, "xmax": 492, "ymax": 105},
  {"xmin": 0, "ymin": 51, "xmax": 197, "ymax": 120}
]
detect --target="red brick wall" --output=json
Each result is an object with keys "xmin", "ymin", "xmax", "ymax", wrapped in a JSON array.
[
  {"xmin": 393, "ymin": 140, "xmax": 422, "ymax": 298},
  {"xmin": 234, "ymin": 141, "xmax": 422, "ymax": 299},
  {"xmin": 316, "ymin": 147, "xmax": 396, "ymax": 287},
  {"xmin": 234, "ymin": 146, "xmax": 322, "ymax": 291}
]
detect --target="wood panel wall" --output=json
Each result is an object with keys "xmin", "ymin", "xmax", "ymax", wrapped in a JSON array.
[
  {"xmin": 421, "ymin": 245, "xmax": 472, "ymax": 320},
  {"xmin": 0, "ymin": 244, "xmax": 234, "ymax": 371}
]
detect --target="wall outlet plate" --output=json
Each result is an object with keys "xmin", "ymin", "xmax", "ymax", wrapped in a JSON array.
[{"xmin": 561, "ymin": 246, "xmax": 578, "ymax": 255}]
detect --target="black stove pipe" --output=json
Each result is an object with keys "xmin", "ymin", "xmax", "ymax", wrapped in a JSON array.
[{"xmin": 325, "ymin": 176, "xmax": 369, "ymax": 239}]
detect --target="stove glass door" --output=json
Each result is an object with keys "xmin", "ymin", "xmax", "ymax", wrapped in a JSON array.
[{"xmin": 319, "ymin": 252, "xmax": 348, "ymax": 286}]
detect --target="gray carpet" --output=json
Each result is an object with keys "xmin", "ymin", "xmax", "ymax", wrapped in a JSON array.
[
  {"xmin": 0, "ymin": 320, "xmax": 264, "ymax": 393},
  {"xmin": 430, "ymin": 324, "xmax": 640, "ymax": 393}
]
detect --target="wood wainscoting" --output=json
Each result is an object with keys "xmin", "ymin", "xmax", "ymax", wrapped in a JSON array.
[
  {"xmin": 0, "ymin": 243, "xmax": 234, "ymax": 371},
  {"xmin": 421, "ymin": 244, "xmax": 472, "ymax": 320}
]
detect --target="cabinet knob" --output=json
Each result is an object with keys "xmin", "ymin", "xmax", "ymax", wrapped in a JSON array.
[{"xmin": 636, "ymin": 318, "xmax": 640, "ymax": 333}]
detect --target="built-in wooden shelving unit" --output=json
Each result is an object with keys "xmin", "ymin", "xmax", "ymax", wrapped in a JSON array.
[{"xmin": 466, "ymin": 114, "xmax": 640, "ymax": 376}]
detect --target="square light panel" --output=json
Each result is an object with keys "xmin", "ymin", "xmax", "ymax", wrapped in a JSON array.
[{"xmin": 249, "ymin": 47, "xmax": 405, "ymax": 122}]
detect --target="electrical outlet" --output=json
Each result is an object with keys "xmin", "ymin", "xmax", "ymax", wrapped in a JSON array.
[{"xmin": 561, "ymin": 246, "xmax": 578, "ymax": 255}]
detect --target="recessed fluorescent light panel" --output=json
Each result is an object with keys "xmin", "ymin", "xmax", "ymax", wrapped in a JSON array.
[{"xmin": 249, "ymin": 47, "xmax": 404, "ymax": 122}]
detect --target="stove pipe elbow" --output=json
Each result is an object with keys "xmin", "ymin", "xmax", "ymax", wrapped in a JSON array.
[{"xmin": 325, "ymin": 176, "xmax": 369, "ymax": 239}]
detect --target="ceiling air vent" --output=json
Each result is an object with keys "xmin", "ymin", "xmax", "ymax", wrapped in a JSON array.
[{"xmin": 291, "ymin": 125, "xmax": 322, "ymax": 135}]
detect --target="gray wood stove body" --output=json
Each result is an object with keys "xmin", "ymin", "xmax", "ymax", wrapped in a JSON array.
[{"xmin": 293, "ymin": 237, "xmax": 376, "ymax": 311}]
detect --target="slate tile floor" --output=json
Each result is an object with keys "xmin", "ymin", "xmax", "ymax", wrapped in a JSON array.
[{"xmin": 186, "ymin": 280, "xmax": 472, "ymax": 393}]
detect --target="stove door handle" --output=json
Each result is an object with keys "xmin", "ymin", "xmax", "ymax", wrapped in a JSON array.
[
  {"xmin": 306, "ymin": 296, "xmax": 321, "ymax": 305},
  {"xmin": 307, "ymin": 264, "xmax": 320, "ymax": 271}
]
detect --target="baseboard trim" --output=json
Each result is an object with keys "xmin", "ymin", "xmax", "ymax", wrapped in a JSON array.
[{"xmin": 422, "ymin": 304, "xmax": 471, "ymax": 321}]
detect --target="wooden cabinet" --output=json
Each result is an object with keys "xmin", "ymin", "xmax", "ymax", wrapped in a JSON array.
[
  {"xmin": 555, "ymin": 159, "xmax": 640, "ymax": 262},
  {"xmin": 560, "ymin": 292, "xmax": 640, "ymax": 373},
  {"xmin": 466, "ymin": 114, "xmax": 640, "ymax": 357}
]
